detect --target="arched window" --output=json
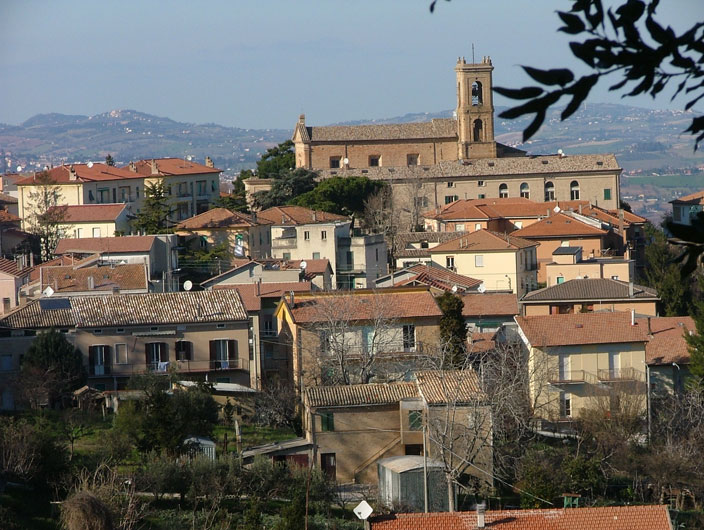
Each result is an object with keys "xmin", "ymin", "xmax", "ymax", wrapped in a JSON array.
[
  {"xmin": 545, "ymin": 181, "xmax": 555, "ymax": 201},
  {"xmin": 499, "ymin": 183, "xmax": 509, "ymax": 198},
  {"xmin": 570, "ymin": 180, "xmax": 580, "ymax": 200},
  {"xmin": 473, "ymin": 119, "xmax": 483, "ymax": 142},
  {"xmin": 471, "ymin": 81, "xmax": 483, "ymax": 106},
  {"xmin": 520, "ymin": 182, "xmax": 530, "ymax": 199}
]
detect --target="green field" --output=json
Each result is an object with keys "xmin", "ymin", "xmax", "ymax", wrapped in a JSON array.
[{"xmin": 623, "ymin": 174, "xmax": 704, "ymax": 188}]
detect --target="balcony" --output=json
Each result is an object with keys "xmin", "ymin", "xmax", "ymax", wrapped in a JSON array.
[
  {"xmin": 597, "ymin": 367, "xmax": 644, "ymax": 382},
  {"xmin": 88, "ymin": 358, "xmax": 250, "ymax": 377},
  {"xmin": 272, "ymin": 237, "xmax": 298, "ymax": 249},
  {"xmin": 549, "ymin": 370, "xmax": 594, "ymax": 385}
]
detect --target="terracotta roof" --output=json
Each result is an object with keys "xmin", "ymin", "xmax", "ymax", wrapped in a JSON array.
[
  {"xmin": 512, "ymin": 212, "xmax": 607, "ymax": 238},
  {"xmin": 256, "ymin": 205, "xmax": 348, "ymax": 225},
  {"xmin": 40, "ymin": 264, "xmax": 148, "ymax": 293},
  {"xmin": 469, "ymin": 331, "xmax": 497, "ymax": 352},
  {"xmin": 521, "ymin": 279, "xmax": 658, "ymax": 302},
  {"xmin": 124, "ymin": 158, "xmax": 221, "ymax": 176},
  {"xmin": 516, "ymin": 312, "xmax": 648, "ymax": 347},
  {"xmin": 0, "ymin": 209, "xmax": 20, "ymax": 223},
  {"xmin": 286, "ymin": 287, "xmax": 442, "ymax": 324},
  {"xmin": 54, "ymin": 204, "xmax": 127, "ymax": 223},
  {"xmin": 671, "ymin": 189, "xmax": 704, "ymax": 205},
  {"xmin": 26, "ymin": 255, "xmax": 98, "ymax": 282},
  {"xmin": 0, "ymin": 290, "xmax": 247, "ymax": 329},
  {"xmin": 303, "ymin": 118, "xmax": 457, "ymax": 142},
  {"xmin": 641, "ymin": 316, "xmax": 696, "ymax": 366},
  {"xmin": 429, "ymin": 230, "xmax": 537, "ymax": 253},
  {"xmin": 415, "ymin": 370, "xmax": 484, "ymax": 404},
  {"xmin": 461, "ymin": 293, "xmax": 518, "ymax": 317},
  {"xmin": 369, "ymin": 504, "xmax": 672, "ymax": 530},
  {"xmin": 281, "ymin": 259, "xmax": 331, "ymax": 275},
  {"xmin": 304, "ymin": 382, "xmax": 419, "ymax": 408},
  {"xmin": 397, "ymin": 264, "xmax": 482, "ymax": 292},
  {"xmin": 218, "ymin": 282, "xmax": 313, "ymax": 312},
  {"xmin": 55, "ymin": 236, "xmax": 156, "ymax": 255},
  {"xmin": 318, "ymin": 154, "xmax": 621, "ymax": 181},
  {"xmin": 0, "ymin": 257, "xmax": 23, "ymax": 277},
  {"xmin": 0, "ymin": 192, "xmax": 18, "ymax": 204},
  {"xmin": 16, "ymin": 164, "xmax": 142, "ymax": 186},
  {"xmin": 396, "ymin": 231, "xmax": 472, "ymax": 248},
  {"xmin": 176, "ymin": 208, "xmax": 262, "ymax": 230}
]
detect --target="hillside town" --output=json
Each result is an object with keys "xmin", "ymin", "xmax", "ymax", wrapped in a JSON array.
[{"xmin": 1, "ymin": 54, "xmax": 703, "ymax": 530}]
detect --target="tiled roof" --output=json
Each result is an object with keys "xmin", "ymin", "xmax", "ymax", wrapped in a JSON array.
[
  {"xmin": 304, "ymin": 382, "xmax": 419, "ymax": 408},
  {"xmin": 55, "ymin": 235, "xmax": 156, "ymax": 255},
  {"xmin": 281, "ymin": 259, "xmax": 331, "ymax": 275},
  {"xmin": 429, "ymin": 230, "xmax": 536, "ymax": 253},
  {"xmin": 218, "ymin": 282, "xmax": 313, "ymax": 312},
  {"xmin": 368, "ymin": 504, "xmax": 672, "ymax": 530},
  {"xmin": 0, "ymin": 290, "xmax": 248, "ymax": 329},
  {"xmin": 176, "ymin": 208, "xmax": 262, "ymax": 230},
  {"xmin": 54, "ymin": 204, "xmax": 127, "ymax": 223},
  {"xmin": 0, "ymin": 257, "xmax": 23, "ymax": 277},
  {"xmin": 318, "ymin": 154, "xmax": 620, "ymax": 181},
  {"xmin": 512, "ymin": 212, "xmax": 607, "ymax": 238},
  {"xmin": 26, "ymin": 255, "xmax": 98, "ymax": 282},
  {"xmin": 124, "ymin": 158, "xmax": 221, "ymax": 176},
  {"xmin": 40, "ymin": 264, "xmax": 148, "ymax": 293},
  {"xmin": 671, "ymin": 189, "xmax": 704, "ymax": 205},
  {"xmin": 641, "ymin": 316, "xmax": 696, "ymax": 366},
  {"xmin": 393, "ymin": 264, "xmax": 482, "ymax": 292},
  {"xmin": 286, "ymin": 287, "xmax": 442, "ymax": 323},
  {"xmin": 415, "ymin": 370, "xmax": 483, "ymax": 405},
  {"xmin": 0, "ymin": 209, "xmax": 21, "ymax": 223},
  {"xmin": 17, "ymin": 164, "xmax": 142, "ymax": 186},
  {"xmin": 256, "ymin": 205, "xmax": 348, "ymax": 225},
  {"xmin": 0, "ymin": 192, "xmax": 18, "ymax": 204},
  {"xmin": 396, "ymin": 231, "xmax": 472, "ymax": 248},
  {"xmin": 461, "ymin": 293, "xmax": 518, "ymax": 317},
  {"xmin": 516, "ymin": 312, "xmax": 648, "ymax": 347},
  {"xmin": 469, "ymin": 331, "xmax": 497, "ymax": 352},
  {"xmin": 303, "ymin": 118, "xmax": 457, "ymax": 142},
  {"xmin": 521, "ymin": 279, "xmax": 658, "ymax": 302}
]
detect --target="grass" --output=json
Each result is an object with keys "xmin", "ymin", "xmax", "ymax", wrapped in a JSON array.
[{"xmin": 212, "ymin": 423, "xmax": 297, "ymax": 453}]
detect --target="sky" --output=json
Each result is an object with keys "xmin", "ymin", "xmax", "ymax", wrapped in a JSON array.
[{"xmin": 0, "ymin": 0, "xmax": 700, "ymax": 130}]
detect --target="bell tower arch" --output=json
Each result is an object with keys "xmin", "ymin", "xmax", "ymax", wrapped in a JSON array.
[{"xmin": 455, "ymin": 56, "xmax": 497, "ymax": 159}]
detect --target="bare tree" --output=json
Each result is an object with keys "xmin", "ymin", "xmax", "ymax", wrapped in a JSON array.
[
  {"xmin": 363, "ymin": 186, "xmax": 401, "ymax": 266},
  {"xmin": 25, "ymin": 171, "xmax": 67, "ymax": 261}
]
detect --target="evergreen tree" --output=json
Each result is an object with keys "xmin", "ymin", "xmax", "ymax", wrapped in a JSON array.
[
  {"xmin": 256, "ymin": 140, "xmax": 295, "ymax": 178},
  {"xmin": 130, "ymin": 182, "xmax": 173, "ymax": 234},
  {"xmin": 251, "ymin": 169, "xmax": 318, "ymax": 210},
  {"xmin": 292, "ymin": 176, "xmax": 386, "ymax": 217},
  {"xmin": 687, "ymin": 296, "xmax": 704, "ymax": 388},
  {"xmin": 437, "ymin": 292, "xmax": 467, "ymax": 368},
  {"xmin": 104, "ymin": 154, "xmax": 115, "ymax": 166}
]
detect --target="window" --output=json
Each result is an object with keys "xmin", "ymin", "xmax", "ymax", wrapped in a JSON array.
[
  {"xmin": 146, "ymin": 342, "xmax": 168, "ymax": 371},
  {"xmin": 2, "ymin": 298, "xmax": 10, "ymax": 313},
  {"xmin": 611, "ymin": 275, "xmax": 619, "ymax": 280},
  {"xmin": 472, "ymin": 119, "xmax": 483, "ymax": 142},
  {"xmin": 75, "ymin": 228, "xmax": 83, "ymax": 238},
  {"xmin": 304, "ymin": 231, "xmax": 310, "ymax": 241},
  {"xmin": 474, "ymin": 223, "xmax": 482, "ymax": 231},
  {"xmin": 477, "ymin": 180, "xmax": 486, "ymax": 187},
  {"xmin": 114, "ymin": 343, "xmax": 127, "ymax": 364},
  {"xmin": 478, "ymin": 194, "xmax": 485, "ymax": 199},
  {"xmin": 544, "ymin": 181, "xmax": 555, "ymax": 201},
  {"xmin": 211, "ymin": 180, "xmax": 217, "ymax": 192},
  {"xmin": 197, "ymin": 180, "xmax": 207, "ymax": 196},
  {"xmin": 313, "ymin": 252, "xmax": 320, "ymax": 259},
  {"xmin": 175, "ymin": 340, "xmax": 193, "ymax": 361},
  {"xmin": 446, "ymin": 256, "xmax": 455, "ymax": 270},
  {"xmin": 475, "ymin": 255, "xmax": 484, "ymax": 267},
  {"xmin": 119, "ymin": 186, "xmax": 130, "ymax": 202},
  {"xmin": 445, "ymin": 195, "xmax": 459, "ymax": 205},
  {"xmin": 561, "ymin": 392, "xmax": 572, "ymax": 417},
  {"xmin": 414, "ymin": 196, "xmax": 429, "ymax": 208},
  {"xmin": 557, "ymin": 276, "xmax": 565, "ymax": 284},
  {"xmin": 263, "ymin": 319, "xmax": 275, "ymax": 336},
  {"xmin": 283, "ymin": 252, "xmax": 291, "ymax": 260},
  {"xmin": 403, "ymin": 324, "xmax": 416, "ymax": 352},
  {"xmin": 456, "ymin": 224, "xmax": 465, "ymax": 231},
  {"xmin": 321, "ymin": 230, "xmax": 327, "ymax": 240},
  {"xmin": 499, "ymin": 183, "xmax": 509, "ymax": 198},
  {"xmin": 604, "ymin": 188, "xmax": 612, "ymax": 201},
  {"xmin": 570, "ymin": 180, "xmax": 580, "ymax": 200},
  {"xmin": 329, "ymin": 157, "xmax": 341, "ymax": 169},
  {"xmin": 408, "ymin": 410, "xmax": 423, "ymax": 431},
  {"xmin": 471, "ymin": 80, "xmax": 483, "ymax": 105},
  {"xmin": 561, "ymin": 240, "xmax": 570, "ymax": 247},
  {"xmin": 210, "ymin": 339, "xmax": 237, "ymax": 369},
  {"xmin": 407, "ymin": 154, "xmax": 419, "ymax": 166},
  {"xmin": 520, "ymin": 182, "xmax": 530, "ymax": 199},
  {"xmin": 447, "ymin": 181, "xmax": 455, "ymax": 188},
  {"xmin": 89, "ymin": 345, "xmax": 111, "ymax": 376},
  {"xmin": 321, "ymin": 453, "xmax": 336, "ymax": 480},
  {"xmin": 375, "ymin": 248, "xmax": 379, "ymax": 261},
  {"xmin": 320, "ymin": 412, "xmax": 334, "ymax": 432},
  {"xmin": 92, "ymin": 227, "xmax": 101, "ymax": 238},
  {"xmin": 369, "ymin": 155, "xmax": 380, "ymax": 167}
]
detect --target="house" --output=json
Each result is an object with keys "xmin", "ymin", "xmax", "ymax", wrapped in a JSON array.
[
  {"xmin": 642, "ymin": 316, "xmax": 696, "ymax": 398},
  {"xmin": 671, "ymin": 189, "xmax": 704, "ymax": 226},
  {"xmin": 460, "ymin": 292, "xmax": 518, "ymax": 334},
  {"xmin": 37, "ymin": 263, "xmax": 149, "ymax": 297},
  {"xmin": 374, "ymin": 263, "xmax": 482, "ymax": 294},
  {"xmin": 393, "ymin": 231, "xmax": 472, "ymax": 270},
  {"xmin": 519, "ymin": 278, "xmax": 659, "ymax": 317},
  {"xmin": 0, "ymin": 192, "xmax": 19, "ymax": 216},
  {"xmin": 54, "ymin": 234, "xmax": 178, "ymax": 288},
  {"xmin": 0, "ymin": 257, "xmax": 31, "ymax": 314},
  {"xmin": 258, "ymin": 205, "xmax": 387, "ymax": 289},
  {"xmin": 0, "ymin": 208, "xmax": 27, "ymax": 256},
  {"xmin": 544, "ymin": 246, "xmax": 635, "ymax": 286},
  {"xmin": 515, "ymin": 312, "xmax": 649, "ymax": 423},
  {"xmin": 0, "ymin": 290, "xmax": 254, "ymax": 407},
  {"xmin": 175, "ymin": 207, "xmax": 272, "ymax": 259},
  {"xmin": 55, "ymin": 204, "xmax": 130, "ymax": 238},
  {"xmin": 427, "ymin": 230, "xmax": 538, "ymax": 296},
  {"xmin": 367, "ymin": 504, "xmax": 673, "ymax": 529},
  {"xmin": 302, "ymin": 370, "xmax": 491, "ymax": 486},
  {"xmin": 201, "ymin": 258, "xmax": 332, "ymax": 292},
  {"xmin": 274, "ymin": 287, "xmax": 443, "ymax": 392},
  {"xmin": 511, "ymin": 212, "xmax": 610, "ymax": 283}
]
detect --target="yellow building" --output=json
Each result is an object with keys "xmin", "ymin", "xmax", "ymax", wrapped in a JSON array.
[
  {"xmin": 56, "ymin": 203, "xmax": 130, "ymax": 239},
  {"xmin": 428, "ymin": 230, "xmax": 538, "ymax": 296}
]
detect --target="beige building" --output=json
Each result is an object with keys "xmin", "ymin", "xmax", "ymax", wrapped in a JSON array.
[
  {"xmin": 427, "ymin": 230, "xmax": 538, "ymax": 296},
  {"xmin": 293, "ymin": 57, "xmax": 622, "ymax": 217},
  {"xmin": 671, "ymin": 189, "xmax": 704, "ymax": 226},
  {"xmin": 57, "ymin": 204, "xmax": 130, "ymax": 239},
  {"xmin": 516, "ymin": 312, "xmax": 648, "ymax": 423},
  {"xmin": 545, "ymin": 247, "xmax": 634, "ymax": 286},
  {"xmin": 0, "ymin": 258, "xmax": 30, "ymax": 315}
]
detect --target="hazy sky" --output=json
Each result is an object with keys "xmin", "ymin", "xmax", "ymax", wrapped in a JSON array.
[{"xmin": 0, "ymin": 1, "xmax": 699, "ymax": 129}]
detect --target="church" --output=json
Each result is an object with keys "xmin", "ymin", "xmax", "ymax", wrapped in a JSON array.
[{"xmin": 292, "ymin": 57, "xmax": 622, "ymax": 214}]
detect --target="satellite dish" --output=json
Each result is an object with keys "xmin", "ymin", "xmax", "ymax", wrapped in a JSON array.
[
  {"xmin": 183, "ymin": 280, "xmax": 193, "ymax": 291},
  {"xmin": 16, "ymin": 165, "xmax": 22, "ymax": 172},
  {"xmin": 87, "ymin": 161, "xmax": 94, "ymax": 168},
  {"xmin": 43, "ymin": 286, "xmax": 55, "ymax": 297},
  {"xmin": 477, "ymin": 283, "xmax": 486, "ymax": 293},
  {"xmin": 353, "ymin": 500, "xmax": 373, "ymax": 520},
  {"xmin": 557, "ymin": 148, "xmax": 564, "ymax": 155},
  {"xmin": 553, "ymin": 206, "xmax": 561, "ymax": 213},
  {"xmin": 451, "ymin": 284, "xmax": 458, "ymax": 293},
  {"xmin": 342, "ymin": 157, "xmax": 349, "ymax": 165},
  {"xmin": 300, "ymin": 260, "xmax": 307, "ymax": 270},
  {"xmin": 186, "ymin": 155, "xmax": 193, "ymax": 161}
]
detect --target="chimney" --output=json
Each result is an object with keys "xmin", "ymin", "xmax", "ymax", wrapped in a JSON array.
[
  {"xmin": 578, "ymin": 203, "xmax": 583, "ymax": 215},
  {"xmin": 298, "ymin": 114, "xmax": 305, "ymax": 124},
  {"xmin": 256, "ymin": 278, "xmax": 261, "ymax": 297},
  {"xmin": 128, "ymin": 161, "xmax": 137, "ymax": 172},
  {"xmin": 150, "ymin": 159, "xmax": 158, "ymax": 175},
  {"xmin": 628, "ymin": 280, "xmax": 634, "ymax": 298},
  {"xmin": 289, "ymin": 290, "xmax": 295, "ymax": 306},
  {"xmin": 205, "ymin": 156, "xmax": 214, "ymax": 168},
  {"xmin": 631, "ymin": 309, "xmax": 635, "ymax": 326},
  {"xmin": 69, "ymin": 165, "xmax": 77, "ymax": 181},
  {"xmin": 312, "ymin": 211, "xmax": 317, "ymax": 222},
  {"xmin": 87, "ymin": 276, "xmax": 94, "ymax": 290},
  {"xmin": 647, "ymin": 316, "xmax": 652, "ymax": 337},
  {"xmin": 476, "ymin": 502, "xmax": 486, "ymax": 528}
]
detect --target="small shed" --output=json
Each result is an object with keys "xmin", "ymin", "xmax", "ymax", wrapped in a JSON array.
[
  {"xmin": 377, "ymin": 455, "xmax": 453, "ymax": 512},
  {"xmin": 183, "ymin": 436, "xmax": 216, "ymax": 460}
]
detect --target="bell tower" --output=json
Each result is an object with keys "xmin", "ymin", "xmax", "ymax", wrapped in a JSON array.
[{"xmin": 455, "ymin": 56, "xmax": 497, "ymax": 159}]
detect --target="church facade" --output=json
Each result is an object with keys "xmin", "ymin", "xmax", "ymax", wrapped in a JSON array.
[{"xmin": 292, "ymin": 57, "xmax": 622, "ymax": 212}]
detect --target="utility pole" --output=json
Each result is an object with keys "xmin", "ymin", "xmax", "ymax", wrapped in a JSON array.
[{"xmin": 423, "ymin": 421, "xmax": 429, "ymax": 513}]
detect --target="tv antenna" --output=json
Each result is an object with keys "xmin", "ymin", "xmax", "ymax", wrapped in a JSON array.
[{"xmin": 472, "ymin": 43, "xmax": 475, "ymax": 63}]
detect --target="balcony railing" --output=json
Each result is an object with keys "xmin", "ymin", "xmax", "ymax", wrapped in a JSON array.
[
  {"xmin": 272, "ymin": 238, "xmax": 298, "ymax": 249},
  {"xmin": 89, "ymin": 358, "xmax": 249, "ymax": 377},
  {"xmin": 549, "ymin": 370, "xmax": 594, "ymax": 385},
  {"xmin": 597, "ymin": 367, "xmax": 644, "ymax": 382}
]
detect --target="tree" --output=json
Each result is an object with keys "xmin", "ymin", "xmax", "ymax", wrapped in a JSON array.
[
  {"xmin": 104, "ymin": 154, "xmax": 115, "ymax": 167},
  {"xmin": 130, "ymin": 181, "xmax": 173, "ymax": 234},
  {"xmin": 251, "ymin": 168, "xmax": 318, "ymax": 210},
  {"xmin": 687, "ymin": 298, "xmax": 704, "ymax": 387},
  {"xmin": 16, "ymin": 328, "xmax": 86, "ymax": 408},
  {"xmin": 292, "ymin": 176, "xmax": 386, "ymax": 217},
  {"xmin": 256, "ymin": 140, "xmax": 296, "ymax": 178},
  {"xmin": 214, "ymin": 171, "xmax": 249, "ymax": 213},
  {"xmin": 24, "ymin": 171, "xmax": 67, "ymax": 261},
  {"xmin": 437, "ymin": 292, "xmax": 467, "ymax": 368}
]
